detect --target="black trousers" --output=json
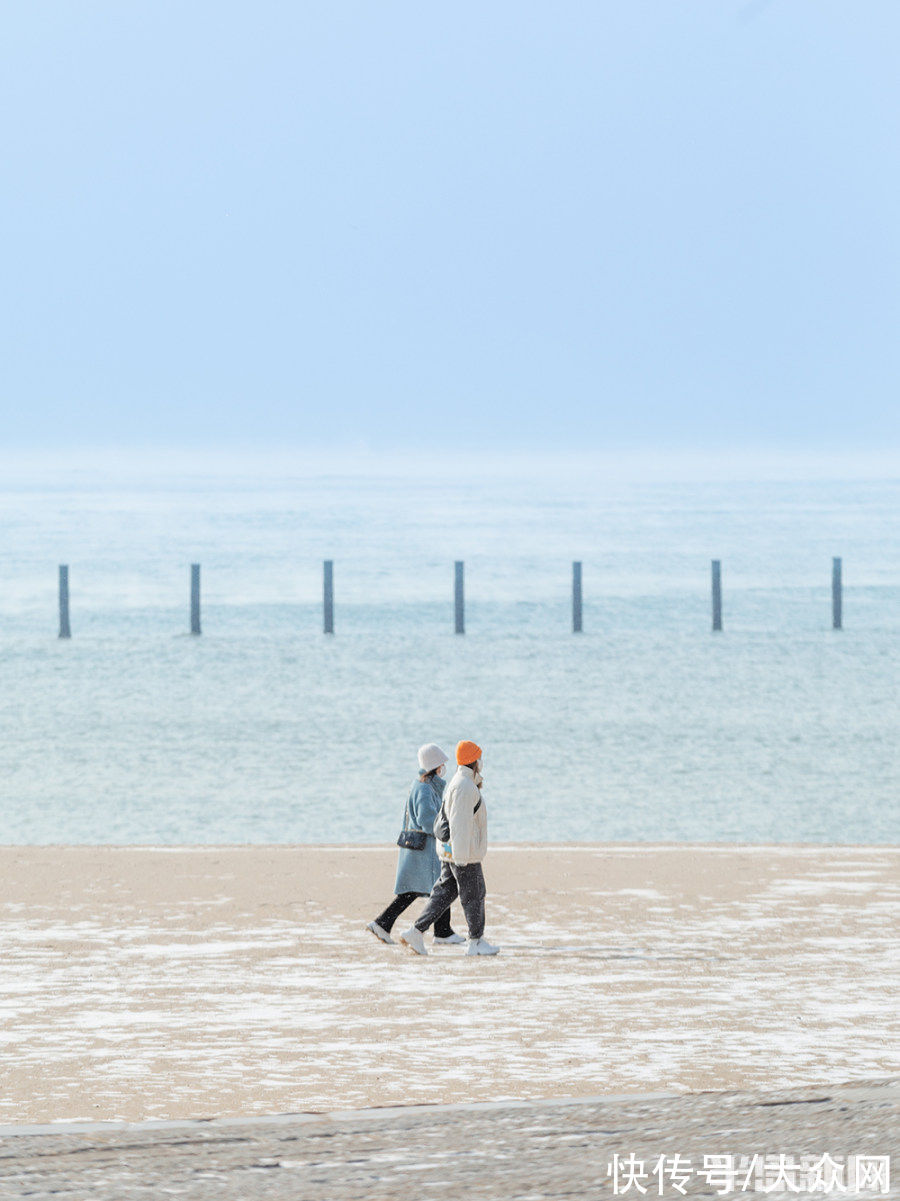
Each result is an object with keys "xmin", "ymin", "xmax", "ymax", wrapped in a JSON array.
[{"xmin": 374, "ymin": 892, "xmax": 455, "ymax": 938}]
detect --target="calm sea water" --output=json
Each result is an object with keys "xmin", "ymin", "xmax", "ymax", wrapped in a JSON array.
[{"xmin": 1, "ymin": 454, "xmax": 898, "ymax": 844}]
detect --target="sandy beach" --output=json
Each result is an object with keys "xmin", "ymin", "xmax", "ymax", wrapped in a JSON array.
[
  {"xmin": 3, "ymin": 1081, "xmax": 898, "ymax": 1199},
  {"xmin": 1, "ymin": 844, "xmax": 898, "ymax": 1124}
]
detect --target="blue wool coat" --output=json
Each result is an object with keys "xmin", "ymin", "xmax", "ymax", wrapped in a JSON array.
[{"xmin": 393, "ymin": 775, "xmax": 445, "ymax": 896}]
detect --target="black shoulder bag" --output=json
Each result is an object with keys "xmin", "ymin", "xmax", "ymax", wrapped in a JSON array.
[{"xmin": 397, "ymin": 790, "xmax": 427, "ymax": 851}]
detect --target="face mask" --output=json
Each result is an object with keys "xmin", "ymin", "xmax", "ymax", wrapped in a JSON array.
[
  {"xmin": 436, "ymin": 765, "xmax": 445, "ymax": 778},
  {"xmin": 475, "ymin": 758, "xmax": 483, "ymax": 773}
]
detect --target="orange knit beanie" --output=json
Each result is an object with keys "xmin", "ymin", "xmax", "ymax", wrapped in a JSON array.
[{"xmin": 456, "ymin": 740, "xmax": 483, "ymax": 765}]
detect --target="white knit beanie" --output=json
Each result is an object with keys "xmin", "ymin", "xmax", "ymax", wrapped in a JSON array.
[{"xmin": 417, "ymin": 743, "xmax": 449, "ymax": 773}]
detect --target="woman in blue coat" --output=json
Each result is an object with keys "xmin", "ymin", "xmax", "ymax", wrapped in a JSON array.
[{"xmin": 367, "ymin": 743, "xmax": 464, "ymax": 946}]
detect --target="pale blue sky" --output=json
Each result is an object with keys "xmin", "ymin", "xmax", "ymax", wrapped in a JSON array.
[{"xmin": 2, "ymin": 1, "xmax": 898, "ymax": 451}]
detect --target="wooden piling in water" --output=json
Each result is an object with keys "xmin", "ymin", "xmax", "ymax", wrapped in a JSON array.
[
  {"xmin": 190, "ymin": 564, "xmax": 201, "ymax": 635},
  {"xmin": 58, "ymin": 565, "xmax": 71, "ymax": 639},
  {"xmin": 572, "ymin": 561, "xmax": 583, "ymax": 632},
  {"xmin": 711, "ymin": 559, "xmax": 722, "ymax": 632},
  {"xmin": 454, "ymin": 561, "xmax": 465, "ymax": 634},
  {"xmin": 832, "ymin": 556, "xmax": 843, "ymax": 630},
  {"xmin": 323, "ymin": 560, "xmax": 334, "ymax": 634}
]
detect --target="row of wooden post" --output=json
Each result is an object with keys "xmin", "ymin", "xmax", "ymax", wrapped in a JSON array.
[
  {"xmin": 710, "ymin": 557, "xmax": 843, "ymax": 631},
  {"xmin": 54, "ymin": 558, "xmax": 846, "ymax": 637}
]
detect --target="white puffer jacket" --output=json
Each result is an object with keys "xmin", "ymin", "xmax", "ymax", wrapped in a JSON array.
[{"xmin": 438, "ymin": 765, "xmax": 487, "ymax": 865}]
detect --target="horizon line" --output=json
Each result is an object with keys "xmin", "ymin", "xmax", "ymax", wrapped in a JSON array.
[{"xmin": 0, "ymin": 445, "xmax": 896, "ymax": 485}]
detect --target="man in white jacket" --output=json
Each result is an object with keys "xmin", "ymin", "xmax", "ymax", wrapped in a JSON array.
[{"xmin": 399, "ymin": 740, "xmax": 500, "ymax": 957}]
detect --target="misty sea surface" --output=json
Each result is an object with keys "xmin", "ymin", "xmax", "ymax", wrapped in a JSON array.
[{"xmin": 0, "ymin": 454, "xmax": 897, "ymax": 845}]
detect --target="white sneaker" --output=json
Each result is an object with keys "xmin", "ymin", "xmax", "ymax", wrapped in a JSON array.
[
  {"xmin": 398, "ymin": 927, "xmax": 428, "ymax": 956},
  {"xmin": 366, "ymin": 921, "xmax": 394, "ymax": 946},
  {"xmin": 467, "ymin": 937, "xmax": 500, "ymax": 956},
  {"xmin": 432, "ymin": 933, "xmax": 467, "ymax": 946}
]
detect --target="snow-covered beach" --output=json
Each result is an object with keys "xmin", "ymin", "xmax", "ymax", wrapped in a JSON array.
[{"xmin": 2, "ymin": 844, "xmax": 898, "ymax": 1124}]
